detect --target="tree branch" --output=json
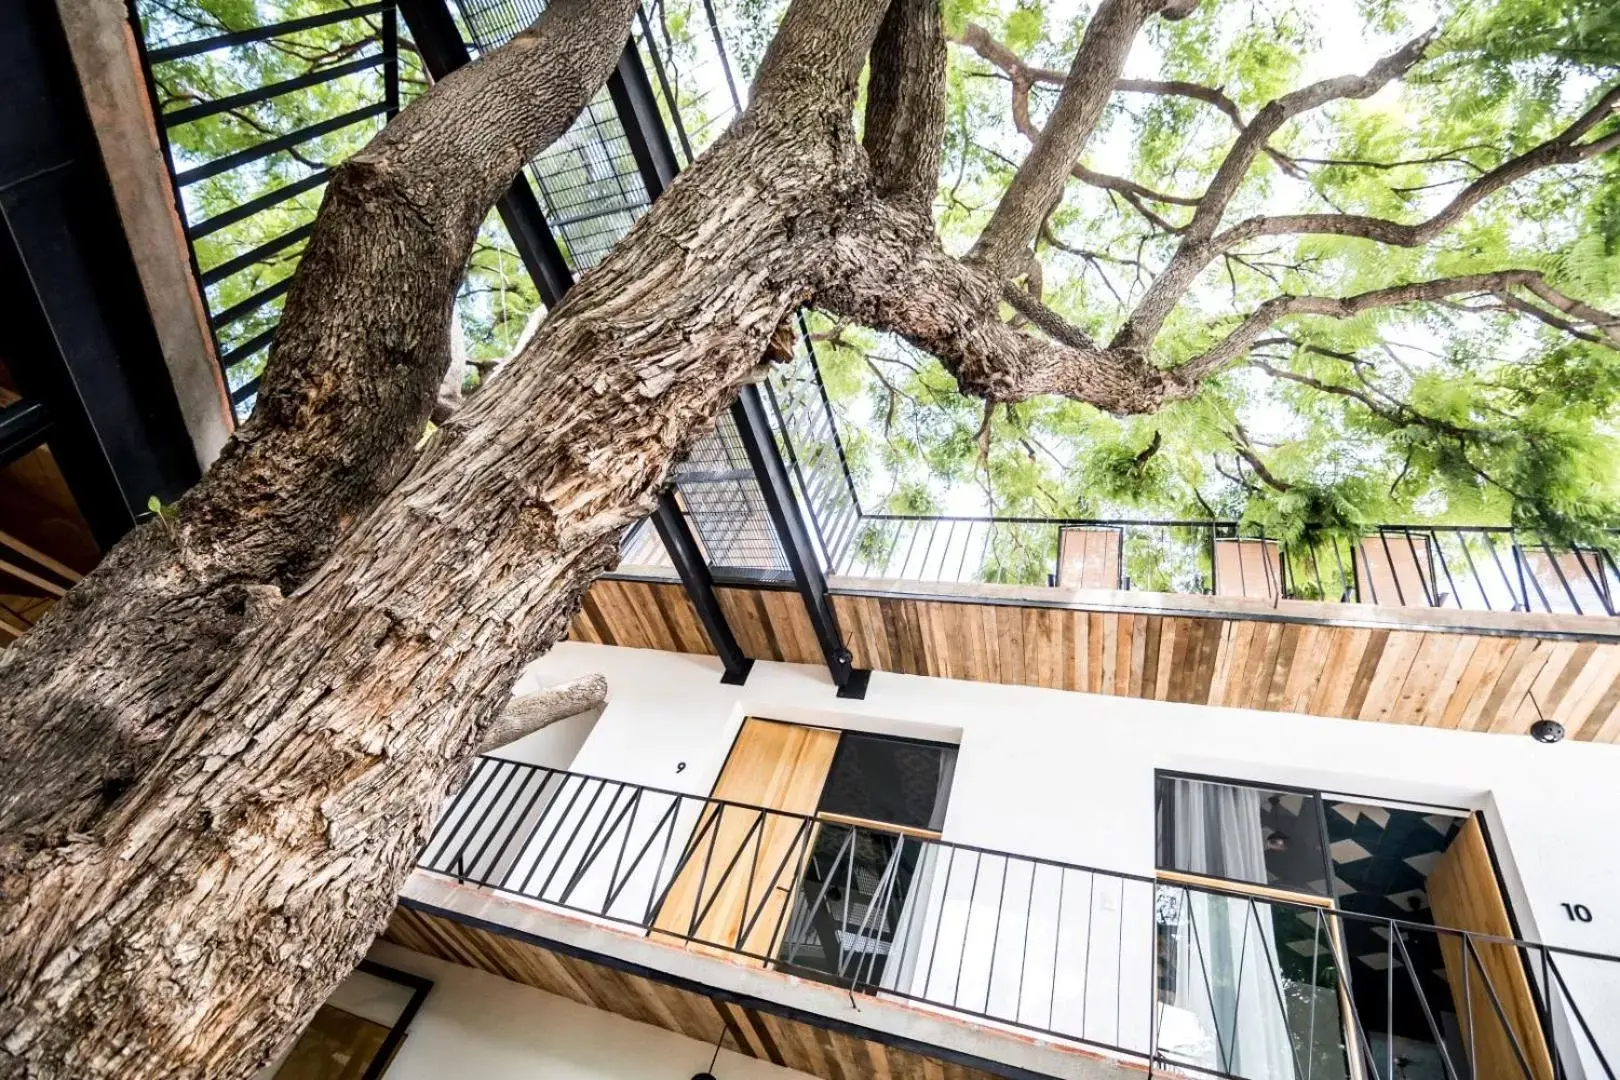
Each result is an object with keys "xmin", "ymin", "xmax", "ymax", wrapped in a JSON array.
[
  {"xmin": 819, "ymin": 199, "xmax": 1187, "ymax": 410},
  {"xmin": 864, "ymin": 0, "xmax": 948, "ymax": 207},
  {"xmin": 956, "ymin": 23, "xmax": 1303, "ymax": 176},
  {"xmin": 1228, "ymin": 424, "xmax": 1291, "ymax": 491},
  {"xmin": 1209, "ymin": 85, "xmax": 1620, "ymax": 259},
  {"xmin": 967, "ymin": 0, "xmax": 1169, "ymax": 278},
  {"xmin": 1113, "ymin": 28, "xmax": 1439, "ymax": 352},
  {"xmin": 1179, "ymin": 269, "xmax": 1620, "ymax": 382},
  {"xmin": 478, "ymin": 674, "xmax": 608, "ymax": 753}
]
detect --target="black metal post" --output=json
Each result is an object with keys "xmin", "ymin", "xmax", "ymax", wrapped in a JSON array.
[
  {"xmin": 732, "ymin": 387, "xmax": 869, "ymax": 698},
  {"xmin": 652, "ymin": 490, "xmax": 753, "ymax": 685},
  {"xmin": 0, "ymin": 402, "xmax": 52, "ymax": 469},
  {"xmin": 394, "ymin": 0, "xmax": 575, "ymax": 307},
  {"xmin": 607, "ymin": 43, "xmax": 679, "ymax": 197},
  {"xmin": 381, "ymin": 6, "xmax": 400, "ymax": 118}
]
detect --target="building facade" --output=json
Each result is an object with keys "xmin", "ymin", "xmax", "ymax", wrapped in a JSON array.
[{"xmin": 9, "ymin": 0, "xmax": 1620, "ymax": 1078}]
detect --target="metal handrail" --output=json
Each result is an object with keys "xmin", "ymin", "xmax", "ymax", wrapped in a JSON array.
[{"xmin": 419, "ymin": 759, "xmax": 1620, "ymax": 1080}]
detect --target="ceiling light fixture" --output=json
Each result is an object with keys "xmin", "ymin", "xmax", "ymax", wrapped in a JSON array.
[{"xmin": 1523, "ymin": 690, "xmax": 1563, "ymax": 744}]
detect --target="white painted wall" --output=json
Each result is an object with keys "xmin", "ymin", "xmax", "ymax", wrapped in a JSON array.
[
  {"xmin": 359, "ymin": 940, "xmax": 818, "ymax": 1080},
  {"xmin": 431, "ymin": 640, "xmax": 1620, "ymax": 1071}
]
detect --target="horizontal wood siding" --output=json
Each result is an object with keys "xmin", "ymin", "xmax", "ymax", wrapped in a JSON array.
[
  {"xmin": 385, "ymin": 906, "xmax": 1004, "ymax": 1080},
  {"xmin": 567, "ymin": 581, "xmax": 1620, "ymax": 743}
]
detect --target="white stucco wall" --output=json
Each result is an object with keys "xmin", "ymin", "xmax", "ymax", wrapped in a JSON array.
[
  {"xmin": 447, "ymin": 638, "xmax": 1620, "ymax": 1069},
  {"xmin": 514, "ymin": 640, "xmax": 1620, "ymax": 952},
  {"xmin": 360, "ymin": 940, "xmax": 817, "ymax": 1080}
]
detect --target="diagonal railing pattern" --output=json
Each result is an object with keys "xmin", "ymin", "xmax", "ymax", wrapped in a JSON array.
[{"xmin": 420, "ymin": 758, "xmax": 1620, "ymax": 1080}]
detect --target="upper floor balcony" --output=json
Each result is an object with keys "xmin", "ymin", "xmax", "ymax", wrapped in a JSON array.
[
  {"xmin": 586, "ymin": 357, "xmax": 1620, "ymax": 744},
  {"xmin": 402, "ymin": 750, "xmax": 1620, "ymax": 1080}
]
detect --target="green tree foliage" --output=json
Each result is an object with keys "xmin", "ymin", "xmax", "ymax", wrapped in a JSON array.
[
  {"xmin": 798, "ymin": 0, "xmax": 1620, "ymax": 547},
  {"xmin": 140, "ymin": 0, "xmax": 1618, "ymax": 548}
]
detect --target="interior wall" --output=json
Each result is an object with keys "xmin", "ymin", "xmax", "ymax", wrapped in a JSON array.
[{"xmin": 359, "ymin": 940, "xmax": 816, "ymax": 1080}]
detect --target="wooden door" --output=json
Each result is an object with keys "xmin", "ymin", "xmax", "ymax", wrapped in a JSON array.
[
  {"xmin": 652, "ymin": 718, "xmax": 838, "ymax": 962},
  {"xmin": 1428, "ymin": 817, "xmax": 1555, "ymax": 1080}
]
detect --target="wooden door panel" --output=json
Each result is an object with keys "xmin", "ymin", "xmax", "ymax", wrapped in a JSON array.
[
  {"xmin": 1428, "ymin": 816, "xmax": 1555, "ymax": 1080},
  {"xmin": 652, "ymin": 719, "xmax": 838, "ymax": 961}
]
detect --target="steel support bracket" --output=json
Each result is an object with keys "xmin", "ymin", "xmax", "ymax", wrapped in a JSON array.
[
  {"xmin": 731, "ymin": 387, "xmax": 869, "ymax": 699},
  {"xmin": 651, "ymin": 489, "xmax": 754, "ymax": 685}
]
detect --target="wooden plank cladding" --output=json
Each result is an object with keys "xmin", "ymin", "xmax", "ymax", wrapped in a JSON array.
[
  {"xmin": 386, "ymin": 905, "xmax": 1007, "ymax": 1080},
  {"xmin": 832, "ymin": 592, "xmax": 1620, "ymax": 742},
  {"xmin": 571, "ymin": 578, "xmax": 823, "ymax": 665},
  {"xmin": 567, "ymin": 577, "xmax": 1620, "ymax": 743}
]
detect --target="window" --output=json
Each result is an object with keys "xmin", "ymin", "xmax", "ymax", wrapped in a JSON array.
[
  {"xmin": 816, "ymin": 731, "xmax": 956, "ymax": 832},
  {"xmin": 1155, "ymin": 774, "xmax": 1330, "ymax": 896},
  {"xmin": 266, "ymin": 962, "xmax": 431, "ymax": 1080}
]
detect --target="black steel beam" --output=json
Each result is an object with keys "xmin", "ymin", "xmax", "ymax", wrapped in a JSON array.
[
  {"xmin": 731, "ymin": 387, "xmax": 869, "ymax": 698},
  {"xmin": 395, "ymin": 0, "xmax": 575, "ymax": 307},
  {"xmin": 144, "ymin": 2, "xmax": 391, "ymax": 63},
  {"xmin": 607, "ymin": 44, "xmax": 679, "ymax": 198},
  {"xmin": 0, "ymin": 402, "xmax": 53, "ymax": 469},
  {"xmin": 651, "ymin": 491, "xmax": 753, "ymax": 685}
]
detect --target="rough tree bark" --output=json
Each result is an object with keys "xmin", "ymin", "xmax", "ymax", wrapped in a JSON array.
[
  {"xmin": 0, "ymin": 0, "xmax": 638, "ymax": 847},
  {"xmin": 478, "ymin": 674, "xmax": 610, "ymax": 753},
  {"xmin": 2, "ymin": 0, "xmax": 1616, "ymax": 1075},
  {"xmin": 0, "ymin": 0, "xmax": 893, "ymax": 1072}
]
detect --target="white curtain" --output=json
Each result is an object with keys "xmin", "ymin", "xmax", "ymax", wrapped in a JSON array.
[{"xmin": 1159, "ymin": 780, "xmax": 1299, "ymax": 1080}]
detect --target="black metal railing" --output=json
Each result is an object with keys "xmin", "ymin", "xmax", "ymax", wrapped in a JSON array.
[
  {"xmin": 420, "ymin": 760, "xmax": 1619, "ymax": 1080},
  {"xmin": 833, "ymin": 517, "xmax": 1620, "ymax": 617},
  {"xmin": 133, "ymin": 0, "xmax": 407, "ymax": 416}
]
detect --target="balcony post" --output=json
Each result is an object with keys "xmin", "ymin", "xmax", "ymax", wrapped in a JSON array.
[
  {"xmin": 731, "ymin": 388, "xmax": 870, "ymax": 699},
  {"xmin": 652, "ymin": 490, "xmax": 753, "ymax": 685}
]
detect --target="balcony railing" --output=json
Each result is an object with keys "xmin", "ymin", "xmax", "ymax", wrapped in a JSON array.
[{"xmin": 419, "ymin": 759, "xmax": 1619, "ymax": 1080}]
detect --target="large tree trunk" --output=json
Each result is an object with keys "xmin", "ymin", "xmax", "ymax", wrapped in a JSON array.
[
  {"xmin": 0, "ymin": 0, "xmax": 889, "ymax": 1072},
  {"xmin": 0, "ymin": 0, "xmax": 636, "ymax": 849}
]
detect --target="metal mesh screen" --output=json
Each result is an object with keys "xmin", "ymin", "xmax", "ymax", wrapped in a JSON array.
[
  {"xmin": 449, "ymin": 0, "xmax": 651, "ymax": 271},
  {"xmin": 673, "ymin": 413, "xmax": 788, "ymax": 572}
]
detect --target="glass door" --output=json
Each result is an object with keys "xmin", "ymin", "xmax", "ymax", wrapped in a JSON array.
[
  {"xmin": 1154, "ymin": 775, "xmax": 1361, "ymax": 1080},
  {"xmin": 775, "ymin": 731, "xmax": 957, "ymax": 986}
]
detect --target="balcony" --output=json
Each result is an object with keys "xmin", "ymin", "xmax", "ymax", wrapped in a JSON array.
[{"xmin": 400, "ymin": 759, "xmax": 1620, "ymax": 1080}]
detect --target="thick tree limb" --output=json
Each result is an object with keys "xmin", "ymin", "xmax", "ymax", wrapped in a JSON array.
[
  {"xmin": 478, "ymin": 674, "xmax": 609, "ymax": 753},
  {"xmin": 0, "ymin": 0, "xmax": 639, "ymax": 850},
  {"xmin": 956, "ymin": 22, "xmax": 1303, "ymax": 176},
  {"xmin": 968, "ymin": 0, "xmax": 1166, "ymax": 278},
  {"xmin": 1215, "ymin": 84, "xmax": 1620, "ymax": 253},
  {"xmin": 1114, "ymin": 27, "xmax": 1439, "ymax": 352},
  {"xmin": 818, "ymin": 198, "xmax": 1190, "ymax": 409},
  {"xmin": 0, "ymin": 0, "xmax": 899, "ymax": 1071},
  {"xmin": 864, "ymin": 0, "xmax": 948, "ymax": 207},
  {"xmin": 1180, "ymin": 269, "xmax": 1620, "ymax": 380}
]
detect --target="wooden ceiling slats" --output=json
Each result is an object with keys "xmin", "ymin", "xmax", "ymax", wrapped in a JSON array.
[{"xmin": 565, "ymin": 579, "xmax": 1620, "ymax": 743}]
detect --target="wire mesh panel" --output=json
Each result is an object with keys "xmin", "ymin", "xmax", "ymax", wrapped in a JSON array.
[
  {"xmin": 768, "ymin": 328, "xmax": 864, "ymax": 569},
  {"xmin": 632, "ymin": 0, "xmax": 744, "ymax": 167},
  {"xmin": 673, "ymin": 413, "xmax": 789, "ymax": 573},
  {"xmin": 448, "ymin": 0, "xmax": 651, "ymax": 271}
]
